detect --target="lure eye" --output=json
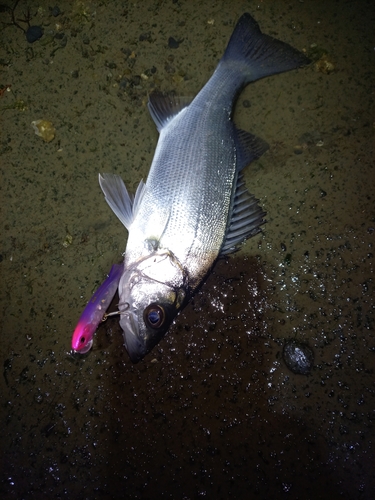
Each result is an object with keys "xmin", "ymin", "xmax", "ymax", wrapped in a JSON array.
[{"xmin": 144, "ymin": 304, "xmax": 166, "ymax": 329}]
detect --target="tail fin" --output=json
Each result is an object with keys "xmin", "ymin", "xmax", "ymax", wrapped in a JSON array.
[{"xmin": 222, "ymin": 13, "xmax": 310, "ymax": 82}]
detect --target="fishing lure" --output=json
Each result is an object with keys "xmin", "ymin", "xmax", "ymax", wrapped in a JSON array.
[{"xmin": 71, "ymin": 263, "xmax": 123, "ymax": 353}]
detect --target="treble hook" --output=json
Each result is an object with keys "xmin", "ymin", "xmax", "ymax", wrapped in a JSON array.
[{"xmin": 101, "ymin": 310, "xmax": 121, "ymax": 322}]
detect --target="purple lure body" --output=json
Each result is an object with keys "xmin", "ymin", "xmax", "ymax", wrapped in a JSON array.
[{"xmin": 71, "ymin": 263, "xmax": 123, "ymax": 353}]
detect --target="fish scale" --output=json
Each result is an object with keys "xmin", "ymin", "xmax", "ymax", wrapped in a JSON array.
[{"xmin": 140, "ymin": 103, "xmax": 236, "ymax": 277}]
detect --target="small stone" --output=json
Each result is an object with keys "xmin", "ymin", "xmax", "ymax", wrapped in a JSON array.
[
  {"xmin": 168, "ymin": 37, "xmax": 181, "ymax": 49},
  {"xmin": 51, "ymin": 6, "xmax": 61, "ymax": 17},
  {"xmin": 139, "ymin": 31, "xmax": 151, "ymax": 42},
  {"xmin": 283, "ymin": 340, "xmax": 314, "ymax": 375},
  {"xmin": 62, "ymin": 234, "xmax": 73, "ymax": 247},
  {"xmin": 31, "ymin": 120, "xmax": 56, "ymax": 143},
  {"xmin": 105, "ymin": 61, "xmax": 117, "ymax": 69},
  {"xmin": 131, "ymin": 75, "xmax": 141, "ymax": 86},
  {"xmin": 26, "ymin": 26, "xmax": 43, "ymax": 43},
  {"xmin": 119, "ymin": 78, "xmax": 128, "ymax": 89}
]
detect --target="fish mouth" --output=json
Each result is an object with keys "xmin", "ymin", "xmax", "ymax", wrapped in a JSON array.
[{"xmin": 120, "ymin": 311, "xmax": 146, "ymax": 363}]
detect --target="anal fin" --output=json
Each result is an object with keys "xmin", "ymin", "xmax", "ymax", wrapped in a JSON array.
[{"xmin": 220, "ymin": 173, "xmax": 266, "ymax": 255}]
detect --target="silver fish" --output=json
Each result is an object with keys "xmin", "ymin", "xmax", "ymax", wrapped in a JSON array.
[{"xmin": 99, "ymin": 13, "xmax": 310, "ymax": 362}]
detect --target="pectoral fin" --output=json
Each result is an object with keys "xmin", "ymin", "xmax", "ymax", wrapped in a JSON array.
[{"xmin": 99, "ymin": 173, "xmax": 146, "ymax": 230}]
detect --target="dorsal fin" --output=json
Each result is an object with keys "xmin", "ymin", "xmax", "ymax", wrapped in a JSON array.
[
  {"xmin": 235, "ymin": 127, "xmax": 269, "ymax": 171},
  {"xmin": 99, "ymin": 173, "xmax": 146, "ymax": 230},
  {"xmin": 148, "ymin": 92, "xmax": 193, "ymax": 132},
  {"xmin": 220, "ymin": 173, "xmax": 266, "ymax": 255}
]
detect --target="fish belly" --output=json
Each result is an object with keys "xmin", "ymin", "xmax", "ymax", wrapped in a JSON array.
[{"xmin": 127, "ymin": 87, "xmax": 238, "ymax": 288}]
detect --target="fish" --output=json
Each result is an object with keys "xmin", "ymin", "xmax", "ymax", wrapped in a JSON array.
[
  {"xmin": 98, "ymin": 12, "xmax": 310, "ymax": 362},
  {"xmin": 71, "ymin": 263, "xmax": 123, "ymax": 353}
]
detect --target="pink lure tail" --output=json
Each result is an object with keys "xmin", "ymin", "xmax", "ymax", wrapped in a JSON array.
[{"xmin": 71, "ymin": 263, "xmax": 124, "ymax": 353}]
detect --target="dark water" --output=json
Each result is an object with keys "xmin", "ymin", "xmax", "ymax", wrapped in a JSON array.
[{"xmin": 1, "ymin": 1, "xmax": 374, "ymax": 498}]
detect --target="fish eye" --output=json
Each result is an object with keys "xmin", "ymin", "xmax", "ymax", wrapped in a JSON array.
[{"xmin": 144, "ymin": 304, "xmax": 166, "ymax": 329}]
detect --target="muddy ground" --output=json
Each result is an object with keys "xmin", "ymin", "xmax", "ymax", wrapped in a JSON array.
[{"xmin": 1, "ymin": 1, "xmax": 374, "ymax": 498}]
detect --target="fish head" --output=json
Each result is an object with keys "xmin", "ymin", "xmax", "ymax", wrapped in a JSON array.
[{"xmin": 119, "ymin": 251, "xmax": 188, "ymax": 362}]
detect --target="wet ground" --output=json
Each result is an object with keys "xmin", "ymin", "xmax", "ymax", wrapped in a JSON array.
[{"xmin": 1, "ymin": 0, "xmax": 374, "ymax": 498}]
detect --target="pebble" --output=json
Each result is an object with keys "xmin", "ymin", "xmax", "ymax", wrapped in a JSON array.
[
  {"xmin": 26, "ymin": 26, "xmax": 43, "ymax": 43},
  {"xmin": 283, "ymin": 340, "xmax": 314, "ymax": 375},
  {"xmin": 139, "ymin": 32, "xmax": 151, "ymax": 42},
  {"xmin": 168, "ymin": 37, "xmax": 180, "ymax": 49},
  {"xmin": 51, "ymin": 6, "xmax": 61, "ymax": 17}
]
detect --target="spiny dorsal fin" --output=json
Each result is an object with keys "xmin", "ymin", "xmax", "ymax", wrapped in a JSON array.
[{"xmin": 148, "ymin": 92, "xmax": 193, "ymax": 132}]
